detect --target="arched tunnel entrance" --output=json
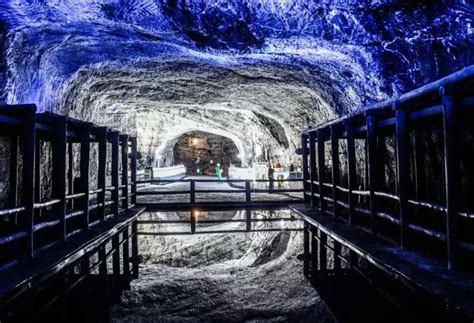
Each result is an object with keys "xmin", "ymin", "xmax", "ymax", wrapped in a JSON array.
[{"xmin": 173, "ymin": 131, "xmax": 241, "ymax": 176}]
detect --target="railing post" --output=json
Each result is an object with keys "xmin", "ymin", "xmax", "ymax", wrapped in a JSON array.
[
  {"xmin": 111, "ymin": 131, "xmax": 120, "ymax": 216},
  {"xmin": 121, "ymin": 134, "xmax": 129, "ymax": 210},
  {"xmin": 190, "ymin": 180, "xmax": 196, "ymax": 234},
  {"xmin": 331, "ymin": 125, "xmax": 340, "ymax": 217},
  {"xmin": 131, "ymin": 137, "xmax": 138, "ymax": 205},
  {"xmin": 122, "ymin": 229, "xmax": 131, "ymax": 289},
  {"xmin": 8, "ymin": 138, "xmax": 19, "ymax": 205},
  {"xmin": 319, "ymin": 231, "xmax": 327, "ymax": 271},
  {"xmin": 441, "ymin": 90, "xmax": 458, "ymax": 270},
  {"xmin": 34, "ymin": 139, "xmax": 41, "ymax": 219},
  {"xmin": 190, "ymin": 209, "xmax": 196, "ymax": 234},
  {"xmin": 245, "ymin": 180, "xmax": 251, "ymax": 206},
  {"xmin": 52, "ymin": 117, "xmax": 67, "ymax": 241},
  {"xmin": 395, "ymin": 106, "xmax": 409, "ymax": 248},
  {"xmin": 22, "ymin": 107, "xmax": 36, "ymax": 257},
  {"xmin": 303, "ymin": 222, "xmax": 309, "ymax": 276},
  {"xmin": 97, "ymin": 128, "xmax": 107, "ymax": 221},
  {"xmin": 413, "ymin": 130, "xmax": 426, "ymax": 215},
  {"xmin": 80, "ymin": 123, "xmax": 91, "ymax": 228},
  {"xmin": 67, "ymin": 142, "xmax": 74, "ymax": 210},
  {"xmin": 131, "ymin": 221, "xmax": 139, "ymax": 279},
  {"xmin": 246, "ymin": 208, "xmax": 251, "ymax": 232},
  {"xmin": 346, "ymin": 122, "xmax": 356, "ymax": 226},
  {"xmin": 334, "ymin": 240, "xmax": 342, "ymax": 271},
  {"xmin": 366, "ymin": 114, "xmax": 378, "ymax": 235},
  {"xmin": 309, "ymin": 132, "xmax": 317, "ymax": 208},
  {"xmin": 112, "ymin": 234, "xmax": 120, "ymax": 282},
  {"xmin": 311, "ymin": 228, "xmax": 318, "ymax": 280},
  {"xmin": 190, "ymin": 180, "xmax": 195, "ymax": 205},
  {"xmin": 349, "ymin": 250, "xmax": 358, "ymax": 269},
  {"xmin": 317, "ymin": 129, "xmax": 326, "ymax": 214},
  {"xmin": 9, "ymin": 136, "xmax": 18, "ymax": 222},
  {"xmin": 302, "ymin": 134, "xmax": 310, "ymax": 203},
  {"xmin": 99, "ymin": 244, "xmax": 107, "ymax": 276}
]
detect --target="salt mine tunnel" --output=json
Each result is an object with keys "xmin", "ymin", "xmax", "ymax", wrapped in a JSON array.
[{"xmin": 1, "ymin": 1, "xmax": 474, "ymax": 322}]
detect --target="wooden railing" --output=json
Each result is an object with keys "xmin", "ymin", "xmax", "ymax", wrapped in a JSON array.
[
  {"xmin": 135, "ymin": 178, "xmax": 304, "ymax": 209},
  {"xmin": 0, "ymin": 106, "xmax": 138, "ymax": 270},
  {"xmin": 137, "ymin": 209, "xmax": 303, "ymax": 235},
  {"xmin": 301, "ymin": 66, "xmax": 474, "ymax": 270}
]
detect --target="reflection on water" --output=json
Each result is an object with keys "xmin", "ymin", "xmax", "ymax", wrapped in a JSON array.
[
  {"xmin": 112, "ymin": 208, "xmax": 333, "ymax": 322},
  {"xmin": 137, "ymin": 208, "xmax": 303, "ymax": 235},
  {"xmin": 35, "ymin": 208, "xmax": 453, "ymax": 322}
]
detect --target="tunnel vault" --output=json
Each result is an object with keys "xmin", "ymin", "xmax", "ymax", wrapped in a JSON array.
[{"xmin": 172, "ymin": 131, "xmax": 240, "ymax": 176}]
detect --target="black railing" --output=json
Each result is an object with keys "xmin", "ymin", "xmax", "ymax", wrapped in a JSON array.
[
  {"xmin": 0, "ymin": 106, "xmax": 139, "ymax": 271},
  {"xmin": 137, "ymin": 208, "xmax": 303, "ymax": 235},
  {"xmin": 301, "ymin": 65, "xmax": 474, "ymax": 270},
  {"xmin": 135, "ymin": 178, "xmax": 304, "ymax": 209}
]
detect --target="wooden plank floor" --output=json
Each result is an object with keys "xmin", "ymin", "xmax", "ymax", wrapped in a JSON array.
[{"xmin": 290, "ymin": 203, "xmax": 474, "ymax": 320}]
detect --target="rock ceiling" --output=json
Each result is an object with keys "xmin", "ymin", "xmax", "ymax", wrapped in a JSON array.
[{"xmin": 0, "ymin": 0, "xmax": 472, "ymax": 164}]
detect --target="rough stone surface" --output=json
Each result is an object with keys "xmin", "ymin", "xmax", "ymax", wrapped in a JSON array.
[{"xmin": 2, "ymin": 1, "xmax": 472, "ymax": 163}]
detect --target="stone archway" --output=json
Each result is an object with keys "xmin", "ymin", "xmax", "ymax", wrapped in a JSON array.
[{"xmin": 173, "ymin": 131, "xmax": 241, "ymax": 176}]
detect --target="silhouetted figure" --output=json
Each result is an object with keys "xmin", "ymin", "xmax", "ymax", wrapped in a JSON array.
[
  {"xmin": 268, "ymin": 164, "xmax": 275, "ymax": 191},
  {"xmin": 289, "ymin": 163, "xmax": 295, "ymax": 172}
]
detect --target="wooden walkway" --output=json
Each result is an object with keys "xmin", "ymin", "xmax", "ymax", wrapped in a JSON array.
[
  {"xmin": 297, "ymin": 66, "xmax": 474, "ymax": 321},
  {"xmin": 291, "ymin": 203, "xmax": 474, "ymax": 321}
]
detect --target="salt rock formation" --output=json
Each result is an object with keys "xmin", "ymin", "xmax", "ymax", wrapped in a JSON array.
[{"xmin": 1, "ymin": 1, "xmax": 471, "ymax": 163}]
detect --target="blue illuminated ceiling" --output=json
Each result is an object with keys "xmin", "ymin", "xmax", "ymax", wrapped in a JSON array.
[{"xmin": 0, "ymin": 1, "xmax": 473, "ymax": 162}]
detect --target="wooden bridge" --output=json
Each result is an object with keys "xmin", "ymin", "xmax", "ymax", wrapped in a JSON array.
[
  {"xmin": 1, "ymin": 66, "xmax": 474, "ymax": 322},
  {"xmin": 0, "ymin": 106, "xmax": 144, "ymax": 321},
  {"xmin": 0, "ymin": 106, "xmax": 304, "ymax": 321},
  {"xmin": 292, "ymin": 66, "xmax": 474, "ymax": 321}
]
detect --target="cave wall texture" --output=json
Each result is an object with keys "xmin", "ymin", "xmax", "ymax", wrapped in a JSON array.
[{"xmin": 0, "ymin": 0, "xmax": 473, "ymax": 165}]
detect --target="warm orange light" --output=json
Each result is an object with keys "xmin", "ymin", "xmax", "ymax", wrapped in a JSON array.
[
  {"xmin": 193, "ymin": 210, "xmax": 208, "ymax": 219},
  {"xmin": 191, "ymin": 138, "xmax": 199, "ymax": 145}
]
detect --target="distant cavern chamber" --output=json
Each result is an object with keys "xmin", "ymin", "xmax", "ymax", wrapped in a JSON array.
[{"xmin": 173, "ymin": 131, "xmax": 240, "ymax": 176}]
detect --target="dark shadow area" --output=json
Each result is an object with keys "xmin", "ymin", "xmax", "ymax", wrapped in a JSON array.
[{"xmin": 310, "ymin": 268, "xmax": 470, "ymax": 323}]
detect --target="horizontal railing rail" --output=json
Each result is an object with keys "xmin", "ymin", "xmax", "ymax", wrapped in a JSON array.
[
  {"xmin": 136, "ymin": 208, "xmax": 303, "ymax": 235},
  {"xmin": 134, "ymin": 178, "xmax": 304, "ymax": 207},
  {"xmin": 0, "ymin": 206, "xmax": 25, "ymax": 217}
]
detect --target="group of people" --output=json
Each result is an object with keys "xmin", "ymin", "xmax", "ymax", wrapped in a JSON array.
[
  {"xmin": 267, "ymin": 161, "xmax": 300, "ymax": 191},
  {"xmin": 267, "ymin": 162, "xmax": 291, "ymax": 191},
  {"xmin": 268, "ymin": 161, "xmax": 298, "ymax": 172}
]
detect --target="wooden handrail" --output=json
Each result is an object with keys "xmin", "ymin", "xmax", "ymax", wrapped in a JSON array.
[
  {"xmin": 0, "ymin": 206, "xmax": 25, "ymax": 217},
  {"xmin": 34, "ymin": 199, "xmax": 61, "ymax": 209}
]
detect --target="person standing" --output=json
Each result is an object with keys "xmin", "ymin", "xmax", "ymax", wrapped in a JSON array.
[
  {"xmin": 268, "ymin": 163, "xmax": 275, "ymax": 191},
  {"xmin": 215, "ymin": 163, "xmax": 223, "ymax": 183}
]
